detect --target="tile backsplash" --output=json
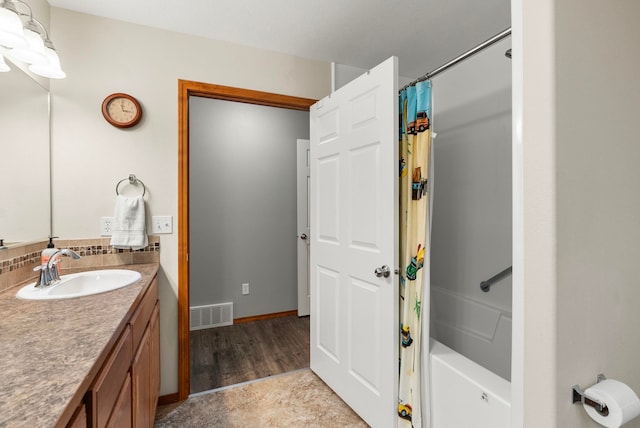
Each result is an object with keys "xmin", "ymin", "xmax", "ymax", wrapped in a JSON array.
[{"xmin": 0, "ymin": 237, "xmax": 160, "ymax": 292}]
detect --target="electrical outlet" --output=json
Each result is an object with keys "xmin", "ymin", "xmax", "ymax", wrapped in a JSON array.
[
  {"xmin": 242, "ymin": 283, "xmax": 249, "ymax": 295},
  {"xmin": 101, "ymin": 217, "xmax": 114, "ymax": 236}
]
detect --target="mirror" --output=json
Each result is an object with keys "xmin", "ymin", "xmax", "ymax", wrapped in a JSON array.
[{"xmin": 0, "ymin": 58, "xmax": 51, "ymax": 245}]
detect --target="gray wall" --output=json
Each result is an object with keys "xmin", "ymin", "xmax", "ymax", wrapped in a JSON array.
[
  {"xmin": 554, "ymin": 1, "xmax": 640, "ymax": 426},
  {"xmin": 189, "ymin": 96, "xmax": 309, "ymax": 318},
  {"xmin": 517, "ymin": 1, "xmax": 640, "ymax": 425},
  {"xmin": 429, "ymin": 37, "xmax": 512, "ymax": 380}
]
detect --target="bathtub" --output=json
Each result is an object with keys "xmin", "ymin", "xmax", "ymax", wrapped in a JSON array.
[{"xmin": 430, "ymin": 339, "xmax": 511, "ymax": 428}]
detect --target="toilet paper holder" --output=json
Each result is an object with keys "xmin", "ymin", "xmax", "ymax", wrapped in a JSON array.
[{"xmin": 572, "ymin": 374, "xmax": 609, "ymax": 416}]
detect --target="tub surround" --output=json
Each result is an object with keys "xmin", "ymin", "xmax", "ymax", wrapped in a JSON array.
[
  {"xmin": 430, "ymin": 339, "xmax": 511, "ymax": 427},
  {"xmin": 0, "ymin": 262, "xmax": 159, "ymax": 427}
]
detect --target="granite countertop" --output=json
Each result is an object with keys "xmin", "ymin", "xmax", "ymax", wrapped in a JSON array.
[{"xmin": 0, "ymin": 263, "xmax": 159, "ymax": 428}]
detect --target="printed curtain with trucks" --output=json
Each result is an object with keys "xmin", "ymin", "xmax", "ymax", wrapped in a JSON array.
[{"xmin": 398, "ymin": 80, "xmax": 432, "ymax": 428}]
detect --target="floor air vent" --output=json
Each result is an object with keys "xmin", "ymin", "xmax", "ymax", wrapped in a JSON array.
[{"xmin": 190, "ymin": 302, "xmax": 233, "ymax": 331}]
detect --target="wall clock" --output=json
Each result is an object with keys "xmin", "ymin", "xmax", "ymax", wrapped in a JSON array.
[{"xmin": 101, "ymin": 93, "xmax": 143, "ymax": 128}]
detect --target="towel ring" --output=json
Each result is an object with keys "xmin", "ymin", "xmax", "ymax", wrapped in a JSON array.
[{"xmin": 116, "ymin": 174, "xmax": 146, "ymax": 197}]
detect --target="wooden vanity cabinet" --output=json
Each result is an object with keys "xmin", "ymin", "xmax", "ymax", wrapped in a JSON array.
[
  {"xmin": 133, "ymin": 303, "xmax": 161, "ymax": 428},
  {"xmin": 67, "ymin": 403, "xmax": 88, "ymax": 428},
  {"xmin": 106, "ymin": 373, "xmax": 132, "ymax": 428},
  {"xmin": 150, "ymin": 305, "xmax": 161, "ymax": 410},
  {"xmin": 130, "ymin": 281, "xmax": 160, "ymax": 428},
  {"xmin": 73, "ymin": 275, "xmax": 159, "ymax": 428},
  {"xmin": 88, "ymin": 326, "xmax": 133, "ymax": 427},
  {"xmin": 132, "ymin": 327, "xmax": 151, "ymax": 427}
]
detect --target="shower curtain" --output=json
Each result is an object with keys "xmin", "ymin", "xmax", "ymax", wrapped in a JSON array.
[{"xmin": 398, "ymin": 80, "xmax": 432, "ymax": 428}]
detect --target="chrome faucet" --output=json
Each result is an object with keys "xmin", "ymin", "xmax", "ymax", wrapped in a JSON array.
[{"xmin": 34, "ymin": 249, "xmax": 81, "ymax": 287}]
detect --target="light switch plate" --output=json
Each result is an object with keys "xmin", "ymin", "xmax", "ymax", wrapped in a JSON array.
[{"xmin": 152, "ymin": 215, "xmax": 173, "ymax": 234}]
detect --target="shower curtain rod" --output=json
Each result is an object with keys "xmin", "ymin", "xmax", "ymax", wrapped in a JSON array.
[{"xmin": 400, "ymin": 27, "xmax": 512, "ymax": 92}]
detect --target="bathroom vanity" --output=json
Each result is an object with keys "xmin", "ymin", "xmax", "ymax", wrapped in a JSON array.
[{"xmin": 0, "ymin": 263, "xmax": 160, "ymax": 428}]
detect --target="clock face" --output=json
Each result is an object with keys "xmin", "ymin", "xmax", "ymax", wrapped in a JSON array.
[
  {"xmin": 107, "ymin": 98, "xmax": 138, "ymax": 123},
  {"xmin": 102, "ymin": 93, "xmax": 142, "ymax": 128}
]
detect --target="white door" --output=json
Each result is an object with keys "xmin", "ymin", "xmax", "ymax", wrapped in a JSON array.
[
  {"xmin": 310, "ymin": 56, "xmax": 398, "ymax": 428},
  {"xmin": 297, "ymin": 138, "xmax": 311, "ymax": 316}
]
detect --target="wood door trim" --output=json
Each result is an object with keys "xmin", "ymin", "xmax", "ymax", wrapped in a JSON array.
[
  {"xmin": 178, "ymin": 80, "xmax": 316, "ymax": 401},
  {"xmin": 157, "ymin": 393, "xmax": 179, "ymax": 406}
]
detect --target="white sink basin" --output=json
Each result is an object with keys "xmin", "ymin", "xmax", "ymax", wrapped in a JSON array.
[{"xmin": 16, "ymin": 269, "xmax": 142, "ymax": 300}]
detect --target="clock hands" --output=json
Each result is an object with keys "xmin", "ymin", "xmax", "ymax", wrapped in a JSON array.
[{"xmin": 119, "ymin": 100, "xmax": 133, "ymax": 114}]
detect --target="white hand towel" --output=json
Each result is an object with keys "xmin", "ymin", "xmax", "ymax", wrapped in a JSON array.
[{"xmin": 110, "ymin": 195, "xmax": 148, "ymax": 250}]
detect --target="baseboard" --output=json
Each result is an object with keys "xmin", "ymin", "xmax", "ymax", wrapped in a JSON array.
[
  {"xmin": 157, "ymin": 392, "xmax": 180, "ymax": 406},
  {"xmin": 234, "ymin": 310, "xmax": 298, "ymax": 324}
]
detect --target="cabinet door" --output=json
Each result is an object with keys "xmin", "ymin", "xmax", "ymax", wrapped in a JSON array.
[
  {"xmin": 89, "ymin": 326, "xmax": 133, "ymax": 428},
  {"xmin": 149, "ymin": 303, "xmax": 160, "ymax": 415},
  {"xmin": 106, "ymin": 373, "xmax": 132, "ymax": 428},
  {"xmin": 132, "ymin": 327, "xmax": 151, "ymax": 428}
]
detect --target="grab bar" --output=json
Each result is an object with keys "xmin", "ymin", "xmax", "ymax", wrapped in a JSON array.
[{"xmin": 480, "ymin": 266, "xmax": 512, "ymax": 292}]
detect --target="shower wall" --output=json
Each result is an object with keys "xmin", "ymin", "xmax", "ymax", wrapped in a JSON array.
[{"xmin": 430, "ymin": 38, "xmax": 512, "ymax": 380}]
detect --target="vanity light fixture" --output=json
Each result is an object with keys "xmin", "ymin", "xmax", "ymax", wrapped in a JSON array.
[
  {"xmin": 0, "ymin": 1, "xmax": 27, "ymax": 48},
  {"xmin": 0, "ymin": 0, "xmax": 65, "ymax": 78},
  {"xmin": 28, "ymin": 38, "xmax": 65, "ymax": 78},
  {"xmin": 6, "ymin": 19, "xmax": 46, "ymax": 64}
]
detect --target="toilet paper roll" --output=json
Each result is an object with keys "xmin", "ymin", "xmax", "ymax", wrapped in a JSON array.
[{"xmin": 583, "ymin": 379, "xmax": 640, "ymax": 428}]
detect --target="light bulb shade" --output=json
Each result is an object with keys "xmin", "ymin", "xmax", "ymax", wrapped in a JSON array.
[
  {"xmin": 29, "ymin": 45, "xmax": 65, "ymax": 78},
  {"xmin": 0, "ymin": 7, "xmax": 28, "ymax": 48},
  {"xmin": 6, "ymin": 28, "xmax": 47, "ymax": 65},
  {"xmin": 0, "ymin": 53, "xmax": 10, "ymax": 72}
]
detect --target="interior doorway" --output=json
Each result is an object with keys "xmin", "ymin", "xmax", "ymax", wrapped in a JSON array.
[{"xmin": 177, "ymin": 80, "xmax": 316, "ymax": 399}]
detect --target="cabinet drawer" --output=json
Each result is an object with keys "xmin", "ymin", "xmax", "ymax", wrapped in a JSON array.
[
  {"xmin": 129, "ymin": 278, "xmax": 158, "ymax": 351},
  {"xmin": 89, "ymin": 326, "xmax": 133, "ymax": 428}
]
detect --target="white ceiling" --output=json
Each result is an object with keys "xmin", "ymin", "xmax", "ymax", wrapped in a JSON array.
[{"xmin": 47, "ymin": 0, "xmax": 510, "ymax": 80}]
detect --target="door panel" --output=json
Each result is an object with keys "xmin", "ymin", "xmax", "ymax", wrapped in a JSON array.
[
  {"xmin": 348, "ymin": 276, "xmax": 381, "ymax": 389},
  {"xmin": 317, "ymin": 266, "xmax": 340, "ymax": 361},
  {"xmin": 349, "ymin": 143, "xmax": 380, "ymax": 250},
  {"xmin": 310, "ymin": 56, "xmax": 398, "ymax": 428},
  {"xmin": 317, "ymin": 155, "xmax": 341, "ymax": 243}
]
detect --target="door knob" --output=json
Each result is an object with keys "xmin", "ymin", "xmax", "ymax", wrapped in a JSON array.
[
  {"xmin": 374, "ymin": 265, "xmax": 390, "ymax": 278},
  {"xmin": 300, "ymin": 233, "xmax": 308, "ymax": 240}
]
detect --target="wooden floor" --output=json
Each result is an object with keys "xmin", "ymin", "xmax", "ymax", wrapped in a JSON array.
[{"xmin": 190, "ymin": 315, "xmax": 310, "ymax": 393}]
